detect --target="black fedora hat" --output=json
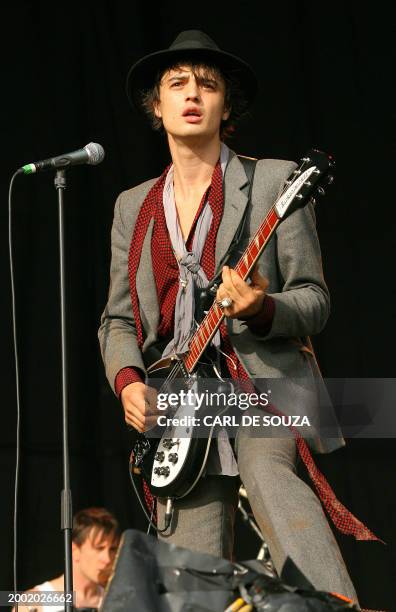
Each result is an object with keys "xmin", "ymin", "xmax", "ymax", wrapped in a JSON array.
[{"xmin": 126, "ymin": 30, "xmax": 258, "ymax": 113}]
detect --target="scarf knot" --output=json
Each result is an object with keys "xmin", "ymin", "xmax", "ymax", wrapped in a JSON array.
[{"xmin": 181, "ymin": 255, "xmax": 202, "ymax": 276}]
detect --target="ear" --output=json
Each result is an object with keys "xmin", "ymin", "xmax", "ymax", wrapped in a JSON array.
[
  {"xmin": 153, "ymin": 100, "xmax": 162, "ymax": 119},
  {"xmin": 222, "ymin": 105, "xmax": 231, "ymax": 121},
  {"xmin": 72, "ymin": 542, "xmax": 80, "ymax": 562}
]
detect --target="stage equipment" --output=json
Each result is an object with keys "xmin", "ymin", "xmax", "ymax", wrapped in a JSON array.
[
  {"xmin": 10, "ymin": 144, "xmax": 105, "ymax": 610},
  {"xmin": 20, "ymin": 142, "xmax": 104, "ymax": 174},
  {"xmin": 102, "ymin": 530, "xmax": 358, "ymax": 611}
]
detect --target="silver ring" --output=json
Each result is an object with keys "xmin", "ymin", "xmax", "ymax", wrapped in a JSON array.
[{"xmin": 218, "ymin": 297, "xmax": 233, "ymax": 309}]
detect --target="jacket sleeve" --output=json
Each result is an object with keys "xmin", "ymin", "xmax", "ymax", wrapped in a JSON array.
[
  {"xmin": 254, "ymin": 162, "xmax": 330, "ymax": 340},
  {"xmin": 98, "ymin": 192, "xmax": 146, "ymax": 395}
]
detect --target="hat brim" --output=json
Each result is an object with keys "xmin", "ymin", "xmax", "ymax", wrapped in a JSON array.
[{"xmin": 126, "ymin": 47, "xmax": 258, "ymax": 114}]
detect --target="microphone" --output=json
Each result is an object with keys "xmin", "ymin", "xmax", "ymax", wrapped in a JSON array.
[{"xmin": 20, "ymin": 142, "xmax": 105, "ymax": 174}]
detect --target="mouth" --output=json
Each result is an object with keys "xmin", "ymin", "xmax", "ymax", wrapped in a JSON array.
[{"xmin": 182, "ymin": 107, "xmax": 203, "ymax": 123}]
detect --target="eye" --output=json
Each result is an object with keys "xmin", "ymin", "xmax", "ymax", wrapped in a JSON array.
[
  {"xmin": 202, "ymin": 81, "xmax": 216, "ymax": 90},
  {"xmin": 171, "ymin": 81, "xmax": 182, "ymax": 87}
]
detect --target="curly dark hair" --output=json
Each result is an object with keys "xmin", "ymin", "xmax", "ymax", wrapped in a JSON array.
[{"xmin": 140, "ymin": 59, "xmax": 249, "ymax": 140}]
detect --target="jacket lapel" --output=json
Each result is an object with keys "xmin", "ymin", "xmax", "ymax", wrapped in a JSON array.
[
  {"xmin": 136, "ymin": 218, "xmax": 160, "ymax": 341},
  {"xmin": 215, "ymin": 150, "xmax": 249, "ymax": 269}
]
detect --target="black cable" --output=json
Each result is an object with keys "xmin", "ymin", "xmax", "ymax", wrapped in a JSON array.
[
  {"xmin": 8, "ymin": 168, "xmax": 24, "ymax": 607},
  {"xmin": 128, "ymin": 457, "xmax": 173, "ymax": 534}
]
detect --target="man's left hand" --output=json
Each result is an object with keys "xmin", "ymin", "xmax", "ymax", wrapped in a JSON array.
[{"xmin": 216, "ymin": 265, "xmax": 269, "ymax": 319}]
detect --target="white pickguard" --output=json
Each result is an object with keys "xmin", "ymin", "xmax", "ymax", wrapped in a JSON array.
[{"xmin": 151, "ymin": 381, "xmax": 199, "ymax": 488}]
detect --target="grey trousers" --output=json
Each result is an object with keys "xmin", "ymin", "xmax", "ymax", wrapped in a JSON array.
[{"xmin": 157, "ymin": 428, "xmax": 358, "ymax": 604}]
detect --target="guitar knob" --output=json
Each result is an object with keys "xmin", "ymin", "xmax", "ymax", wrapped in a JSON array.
[
  {"xmin": 168, "ymin": 453, "xmax": 178, "ymax": 464},
  {"xmin": 155, "ymin": 451, "xmax": 165, "ymax": 462},
  {"xmin": 317, "ymin": 187, "xmax": 326, "ymax": 196},
  {"xmin": 326, "ymin": 175, "xmax": 334, "ymax": 185}
]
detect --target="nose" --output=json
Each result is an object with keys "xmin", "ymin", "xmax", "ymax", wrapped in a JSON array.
[
  {"xmin": 185, "ymin": 76, "xmax": 201, "ymax": 102},
  {"xmin": 101, "ymin": 548, "xmax": 112, "ymax": 565}
]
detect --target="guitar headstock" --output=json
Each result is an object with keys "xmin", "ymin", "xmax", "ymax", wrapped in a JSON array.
[{"xmin": 275, "ymin": 149, "xmax": 335, "ymax": 219}]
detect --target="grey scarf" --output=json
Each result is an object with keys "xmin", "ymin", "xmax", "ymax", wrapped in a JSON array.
[{"xmin": 162, "ymin": 143, "xmax": 229, "ymax": 357}]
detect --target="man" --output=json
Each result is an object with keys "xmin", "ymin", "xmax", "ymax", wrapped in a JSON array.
[
  {"xmin": 98, "ymin": 30, "xmax": 361, "ymax": 602},
  {"xmin": 15, "ymin": 507, "xmax": 119, "ymax": 611}
]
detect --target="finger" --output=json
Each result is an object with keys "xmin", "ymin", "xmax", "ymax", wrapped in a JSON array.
[
  {"xmin": 130, "ymin": 393, "xmax": 150, "ymax": 418},
  {"xmin": 226, "ymin": 268, "xmax": 263, "ymax": 315},
  {"xmin": 216, "ymin": 284, "xmax": 228, "ymax": 304},
  {"xmin": 145, "ymin": 401, "xmax": 161, "ymax": 417},
  {"xmin": 221, "ymin": 266, "xmax": 244, "ymax": 300},
  {"xmin": 143, "ymin": 414, "xmax": 160, "ymax": 432},
  {"xmin": 122, "ymin": 385, "xmax": 147, "ymax": 416},
  {"xmin": 251, "ymin": 265, "xmax": 270, "ymax": 291},
  {"xmin": 216, "ymin": 295, "xmax": 238, "ymax": 318},
  {"xmin": 125, "ymin": 404, "xmax": 146, "ymax": 427},
  {"xmin": 126, "ymin": 409, "xmax": 158, "ymax": 433},
  {"xmin": 228, "ymin": 268, "xmax": 251, "ymax": 297},
  {"xmin": 145, "ymin": 386, "xmax": 159, "ymax": 414},
  {"xmin": 221, "ymin": 266, "xmax": 236, "ymax": 293},
  {"xmin": 216, "ymin": 287, "xmax": 236, "ymax": 311},
  {"xmin": 216, "ymin": 283, "xmax": 232, "ymax": 304},
  {"xmin": 125, "ymin": 414, "xmax": 144, "ymax": 433}
]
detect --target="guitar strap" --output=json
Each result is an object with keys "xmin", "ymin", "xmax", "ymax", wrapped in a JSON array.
[{"xmin": 201, "ymin": 155, "xmax": 257, "ymax": 304}]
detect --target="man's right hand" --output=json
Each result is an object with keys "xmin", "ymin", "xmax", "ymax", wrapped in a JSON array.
[{"xmin": 120, "ymin": 382, "xmax": 159, "ymax": 433}]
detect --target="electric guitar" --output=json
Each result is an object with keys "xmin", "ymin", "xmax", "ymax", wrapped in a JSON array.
[{"xmin": 132, "ymin": 149, "xmax": 334, "ymax": 501}]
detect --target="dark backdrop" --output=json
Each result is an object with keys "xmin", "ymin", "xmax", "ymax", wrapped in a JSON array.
[{"xmin": 1, "ymin": 2, "xmax": 395, "ymax": 609}]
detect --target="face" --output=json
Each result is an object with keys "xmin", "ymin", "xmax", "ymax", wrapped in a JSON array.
[
  {"xmin": 154, "ymin": 65, "xmax": 230, "ymax": 143},
  {"xmin": 72, "ymin": 528, "xmax": 119, "ymax": 585}
]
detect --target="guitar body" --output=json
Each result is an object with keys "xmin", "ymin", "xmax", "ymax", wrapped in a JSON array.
[{"xmin": 134, "ymin": 354, "xmax": 231, "ymax": 499}]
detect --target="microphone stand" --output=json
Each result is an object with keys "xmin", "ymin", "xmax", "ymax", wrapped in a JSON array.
[{"xmin": 54, "ymin": 169, "xmax": 74, "ymax": 611}]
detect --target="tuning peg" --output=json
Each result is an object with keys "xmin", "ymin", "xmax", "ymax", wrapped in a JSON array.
[
  {"xmin": 317, "ymin": 187, "xmax": 326, "ymax": 196},
  {"xmin": 326, "ymin": 175, "xmax": 334, "ymax": 185}
]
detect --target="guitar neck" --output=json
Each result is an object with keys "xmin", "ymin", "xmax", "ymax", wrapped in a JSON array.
[{"xmin": 184, "ymin": 205, "xmax": 280, "ymax": 373}]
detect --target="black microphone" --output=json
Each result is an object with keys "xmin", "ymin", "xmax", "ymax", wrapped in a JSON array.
[{"xmin": 20, "ymin": 142, "xmax": 105, "ymax": 174}]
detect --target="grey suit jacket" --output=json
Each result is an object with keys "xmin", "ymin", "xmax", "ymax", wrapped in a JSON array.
[{"xmin": 98, "ymin": 150, "xmax": 344, "ymax": 453}]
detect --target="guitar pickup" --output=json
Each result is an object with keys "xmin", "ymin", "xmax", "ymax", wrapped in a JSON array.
[
  {"xmin": 162, "ymin": 438, "xmax": 178, "ymax": 449},
  {"xmin": 153, "ymin": 466, "xmax": 170, "ymax": 477}
]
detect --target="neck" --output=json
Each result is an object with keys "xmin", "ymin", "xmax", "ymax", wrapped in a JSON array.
[
  {"xmin": 72, "ymin": 567, "xmax": 100, "ymax": 600},
  {"xmin": 167, "ymin": 134, "xmax": 222, "ymax": 196}
]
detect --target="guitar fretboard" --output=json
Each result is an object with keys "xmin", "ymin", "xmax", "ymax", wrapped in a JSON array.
[{"xmin": 184, "ymin": 206, "xmax": 280, "ymax": 373}]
